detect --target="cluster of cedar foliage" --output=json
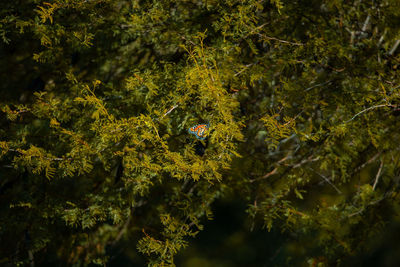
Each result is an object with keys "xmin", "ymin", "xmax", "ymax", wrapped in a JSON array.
[{"xmin": 1, "ymin": 0, "xmax": 400, "ymax": 266}]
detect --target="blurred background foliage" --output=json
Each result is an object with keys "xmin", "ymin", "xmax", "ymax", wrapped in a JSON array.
[{"xmin": 2, "ymin": 0, "xmax": 400, "ymax": 266}]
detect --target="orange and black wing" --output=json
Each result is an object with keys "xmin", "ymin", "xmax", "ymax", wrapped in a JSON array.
[{"xmin": 188, "ymin": 124, "xmax": 209, "ymax": 140}]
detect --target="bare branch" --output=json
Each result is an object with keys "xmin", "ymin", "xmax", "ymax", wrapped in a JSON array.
[
  {"xmin": 261, "ymin": 167, "xmax": 278, "ymax": 179},
  {"xmin": 377, "ymin": 29, "xmax": 387, "ymax": 47},
  {"xmin": 309, "ymin": 168, "xmax": 342, "ymax": 194},
  {"xmin": 162, "ymin": 105, "xmax": 178, "ymax": 118},
  {"xmin": 234, "ymin": 63, "xmax": 255, "ymax": 77},
  {"xmin": 348, "ymin": 194, "xmax": 387, "ymax": 217},
  {"xmin": 292, "ymin": 156, "xmax": 320, "ymax": 169},
  {"xmin": 345, "ymin": 104, "xmax": 394, "ymax": 123},
  {"xmin": 352, "ymin": 151, "xmax": 381, "ymax": 175},
  {"xmin": 389, "ymin": 40, "xmax": 400, "ymax": 56},
  {"xmin": 304, "ymin": 80, "xmax": 333, "ymax": 92},
  {"xmin": 244, "ymin": 23, "xmax": 269, "ymax": 39},
  {"xmin": 372, "ymin": 160, "xmax": 384, "ymax": 190},
  {"xmin": 362, "ymin": 14, "xmax": 371, "ymax": 32},
  {"xmin": 258, "ymin": 33, "xmax": 304, "ymax": 46},
  {"xmin": 249, "ymin": 152, "xmax": 292, "ymax": 183}
]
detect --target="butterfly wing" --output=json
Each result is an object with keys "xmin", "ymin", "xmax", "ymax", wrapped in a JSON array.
[
  {"xmin": 196, "ymin": 125, "xmax": 207, "ymax": 137},
  {"xmin": 188, "ymin": 125, "xmax": 200, "ymax": 134},
  {"xmin": 188, "ymin": 124, "xmax": 209, "ymax": 140}
]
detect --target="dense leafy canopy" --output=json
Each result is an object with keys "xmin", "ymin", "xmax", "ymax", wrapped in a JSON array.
[{"xmin": 2, "ymin": 0, "xmax": 400, "ymax": 266}]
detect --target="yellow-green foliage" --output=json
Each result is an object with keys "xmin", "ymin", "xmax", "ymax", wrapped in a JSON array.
[
  {"xmin": 260, "ymin": 112, "xmax": 296, "ymax": 150},
  {"xmin": 2, "ymin": 0, "xmax": 400, "ymax": 266}
]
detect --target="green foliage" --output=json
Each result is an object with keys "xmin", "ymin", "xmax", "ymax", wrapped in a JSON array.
[
  {"xmin": 1, "ymin": 0, "xmax": 400, "ymax": 266},
  {"xmin": 137, "ymin": 214, "xmax": 197, "ymax": 267}
]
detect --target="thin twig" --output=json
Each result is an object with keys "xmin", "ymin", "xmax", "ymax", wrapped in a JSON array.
[
  {"xmin": 243, "ymin": 23, "xmax": 269, "ymax": 39},
  {"xmin": 345, "ymin": 104, "xmax": 393, "ymax": 123},
  {"xmin": 249, "ymin": 152, "xmax": 293, "ymax": 183},
  {"xmin": 162, "ymin": 105, "xmax": 178, "ymax": 118},
  {"xmin": 391, "ymin": 84, "xmax": 400, "ymax": 91},
  {"xmin": 389, "ymin": 40, "xmax": 400, "ymax": 56},
  {"xmin": 362, "ymin": 14, "xmax": 371, "ymax": 32},
  {"xmin": 249, "ymin": 166, "xmax": 278, "ymax": 183},
  {"xmin": 352, "ymin": 151, "xmax": 381, "ymax": 175},
  {"xmin": 234, "ymin": 63, "xmax": 255, "ymax": 77},
  {"xmin": 348, "ymin": 208, "xmax": 364, "ymax": 217},
  {"xmin": 377, "ymin": 29, "xmax": 387, "ymax": 47},
  {"xmin": 8, "ymin": 148, "xmax": 66, "ymax": 161},
  {"xmin": 260, "ymin": 168, "xmax": 278, "ymax": 180},
  {"xmin": 348, "ymin": 194, "xmax": 387, "ymax": 217},
  {"xmin": 112, "ymin": 215, "xmax": 132, "ymax": 245},
  {"xmin": 180, "ymin": 35, "xmax": 196, "ymax": 46},
  {"xmin": 372, "ymin": 160, "xmax": 384, "ymax": 190},
  {"xmin": 304, "ymin": 80, "xmax": 333, "ymax": 92},
  {"xmin": 2, "ymin": 165, "xmax": 13, "ymax": 168},
  {"xmin": 258, "ymin": 33, "xmax": 304, "ymax": 46},
  {"xmin": 309, "ymin": 168, "xmax": 342, "ymax": 194},
  {"xmin": 292, "ymin": 156, "xmax": 320, "ymax": 169}
]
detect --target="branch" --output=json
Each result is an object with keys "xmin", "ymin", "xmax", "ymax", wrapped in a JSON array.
[
  {"xmin": 249, "ymin": 152, "xmax": 295, "ymax": 183},
  {"xmin": 309, "ymin": 167, "xmax": 342, "ymax": 194},
  {"xmin": 372, "ymin": 160, "xmax": 384, "ymax": 190},
  {"xmin": 112, "ymin": 201, "xmax": 146, "ymax": 246},
  {"xmin": 362, "ymin": 14, "xmax": 371, "ymax": 32},
  {"xmin": 243, "ymin": 23, "xmax": 269, "ymax": 39},
  {"xmin": 304, "ymin": 80, "xmax": 333, "ymax": 92},
  {"xmin": 260, "ymin": 167, "xmax": 278, "ymax": 180},
  {"xmin": 377, "ymin": 29, "xmax": 387, "ymax": 47},
  {"xmin": 234, "ymin": 63, "xmax": 255, "ymax": 77},
  {"xmin": 112, "ymin": 214, "xmax": 132, "ymax": 246},
  {"xmin": 292, "ymin": 155, "xmax": 320, "ymax": 169},
  {"xmin": 345, "ymin": 104, "xmax": 394, "ymax": 123},
  {"xmin": 389, "ymin": 40, "xmax": 400, "ymax": 56},
  {"xmin": 348, "ymin": 194, "xmax": 386, "ymax": 217},
  {"xmin": 162, "ymin": 105, "xmax": 178, "ymax": 118},
  {"xmin": 8, "ymin": 148, "xmax": 67, "ymax": 161},
  {"xmin": 352, "ymin": 151, "xmax": 381, "ymax": 175},
  {"xmin": 258, "ymin": 33, "xmax": 304, "ymax": 46}
]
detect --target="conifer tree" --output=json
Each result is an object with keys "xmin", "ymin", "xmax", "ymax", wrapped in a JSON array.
[{"xmin": 1, "ymin": 0, "xmax": 400, "ymax": 266}]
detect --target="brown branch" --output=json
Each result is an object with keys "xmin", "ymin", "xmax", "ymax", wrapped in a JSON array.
[
  {"xmin": 258, "ymin": 33, "xmax": 304, "ymax": 46},
  {"xmin": 261, "ymin": 167, "xmax": 278, "ymax": 180},
  {"xmin": 352, "ymin": 151, "xmax": 381, "ymax": 175},
  {"xmin": 292, "ymin": 156, "xmax": 320, "ymax": 169},
  {"xmin": 249, "ymin": 152, "xmax": 293, "ymax": 183}
]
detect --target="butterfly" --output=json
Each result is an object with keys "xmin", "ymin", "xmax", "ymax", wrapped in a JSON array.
[{"xmin": 188, "ymin": 123, "xmax": 209, "ymax": 140}]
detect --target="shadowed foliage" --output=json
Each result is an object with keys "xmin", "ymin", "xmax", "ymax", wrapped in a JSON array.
[{"xmin": 1, "ymin": 0, "xmax": 400, "ymax": 266}]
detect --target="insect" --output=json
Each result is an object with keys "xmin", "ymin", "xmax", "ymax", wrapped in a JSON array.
[{"xmin": 188, "ymin": 123, "xmax": 209, "ymax": 140}]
